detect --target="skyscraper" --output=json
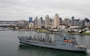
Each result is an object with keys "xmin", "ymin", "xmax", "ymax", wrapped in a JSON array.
[
  {"xmin": 34, "ymin": 17, "xmax": 38, "ymax": 28},
  {"xmin": 79, "ymin": 20, "xmax": 85, "ymax": 28},
  {"xmin": 71, "ymin": 16, "xmax": 74, "ymax": 26},
  {"xmin": 29, "ymin": 17, "xmax": 33, "ymax": 23},
  {"xmin": 53, "ymin": 13, "xmax": 60, "ymax": 28},
  {"xmin": 59, "ymin": 18, "xmax": 62, "ymax": 24},
  {"xmin": 74, "ymin": 19, "xmax": 80, "ymax": 26},
  {"xmin": 38, "ymin": 17, "xmax": 42, "ymax": 28},
  {"xmin": 40, "ymin": 17, "xmax": 44, "ymax": 26},
  {"xmin": 45, "ymin": 15, "xmax": 50, "ymax": 28}
]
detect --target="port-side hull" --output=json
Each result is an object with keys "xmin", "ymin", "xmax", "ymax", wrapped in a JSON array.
[{"xmin": 19, "ymin": 39, "xmax": 86, "ymax": 53}]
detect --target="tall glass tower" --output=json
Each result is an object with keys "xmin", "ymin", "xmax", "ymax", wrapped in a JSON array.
[{"xmin": 29, "ymin": 17, "xmax": 33, "ymax": 23}]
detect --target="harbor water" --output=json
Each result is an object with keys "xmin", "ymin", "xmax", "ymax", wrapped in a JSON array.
[{"xmin": 0, "ymin": 31, "xmax": 90, "ymax": 56}]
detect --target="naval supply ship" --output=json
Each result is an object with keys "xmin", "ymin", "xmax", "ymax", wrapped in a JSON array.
[{"xmin": 18, "ymin": 32, "xmax": 87, "ymax": 53}]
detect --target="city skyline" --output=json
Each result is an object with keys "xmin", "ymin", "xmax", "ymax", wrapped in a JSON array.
[{"xmin": 0, "ymin": 0, "xmax": 90, "ymax": 20}]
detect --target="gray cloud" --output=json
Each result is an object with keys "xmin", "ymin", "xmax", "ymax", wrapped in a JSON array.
[{"xmin": 0, "ymin": 0, "xmax": 90, "ymax": 20}]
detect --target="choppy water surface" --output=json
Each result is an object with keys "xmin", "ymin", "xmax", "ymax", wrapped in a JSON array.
[{"xmin": 0, "ymin": 31, "xmax": 90, "ymax": 56}]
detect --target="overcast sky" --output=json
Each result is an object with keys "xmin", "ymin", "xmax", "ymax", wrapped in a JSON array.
[{"xmin": 0, "ymin": 0, "xmax": 90, "ymax": 20}]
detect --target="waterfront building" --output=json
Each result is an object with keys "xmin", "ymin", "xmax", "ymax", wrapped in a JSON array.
[
  {"xmin": 29, "ymin": 17, "xmax": 33, "ymax": 23},
  {"xmin": 64, "ymin": 18, "xmax": 71, "ymax": 26},
  {"xmin": 79, "ymin": 20, "xmax": 85, "ymax": 28},
  {"xmin": 45, "ymin": 15, "xmax": 50, "ymax": 28},
  {"xmin": 0, "ymin": 21, "xmax": 18, "ymax": 27},
  {"xmin": 58, "ymin": 24, "xmax": 67, "ymax": 30},
  {"xmin": 53, "ymin": 13, "xmax": 60, "ymax": 28},
  {"xmin": 85, "ymin": 22, "xmax": 90, "ymax": 27},
  {"xmin": 71, "ymin": 16, "xmax": 74, "ymax": 26},
  {"xmin": 69, "ymin": 26, "xmax": 80, "ymax": 32},
  {"xmin": 29, "ymin": 22, "xmax": 34, "ymax": 29},
  {"xmin": 74, "ymin": 19, "xmax": 80, "ymax": 26},
  {"xmin": 17, "ymin": 20, "xmax": 26, "ymax": 29},
  {"xmin": 84, "ymin": 18, "xmax": 90, "ymax": 27},
  {"xmin": 85, "ymin": 18, "xmax": 89, "ymax": 22}
]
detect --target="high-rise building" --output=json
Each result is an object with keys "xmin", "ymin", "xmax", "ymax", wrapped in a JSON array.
[
  {"xmin": 45, "ymin": 15, "xmax": 50, "ymax": 28},
  {"xmin": 71, "ymin": 16, "xmax": 74, "ymax": 26},
  {"xmin": 40, "ymin": 17, "xmax": 44, "ymax": 26},
  {"xmin": 74, "ymin": 19, "xmax": 80, "ymax": 26},
  {"xmin": 64, "ymin": 18, "xmax": 71, "ymax": 26},
  {"xmin": 34, "ymin": 17, "xmax": 38, "ymax": 28},
  {"xmin": 59, "ymin": 18, "xmax": 62, "ymax": 24},
  {"xmin": 38, "ymin": 17, "xmax": 42, "ymax": 28},
  {"xmin": 29, "ymin": 17, "xmax": 33, "ymax": 23},
  {"xmin": 40, "ymin": 17, "xmax": 43, "ymax": 23},
  {"xmin": 79, "ymin": 20, "xmax": 85, "ymax": 28},
  {"xmin": 53, "ymin": 13, "xmax": 60, "ymax": 28}
]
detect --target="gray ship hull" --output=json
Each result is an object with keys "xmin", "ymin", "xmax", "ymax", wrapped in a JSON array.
[{"xmin": 18, "ymin": 37, "xmax": 86, "ymax": 53}]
